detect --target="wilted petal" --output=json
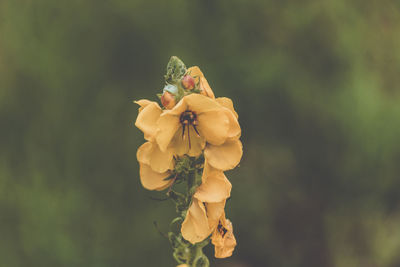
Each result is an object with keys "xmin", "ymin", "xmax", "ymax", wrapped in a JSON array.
[
  {"xmin": 181, "ymin": 198, "xmax": 211, "ymax": 244},
  {"xmin": 205, "ymin": 139, "xmax": 243, "ymax": 171},
  {"xmin": 211, "ymin": 215, "xmax": 237, "ymax": 258},
  {"xmin": 206, "ymin": 201, "xmax": 226, "ymax": 230},
  {"xmin": 194, "ymin": 165, "xmax": 231, "ymax": 202},
  {"xmin": 139, "ymin": 163, "xmax": 173, "ymax": 191},
  {"xmin": 135, "ymin": 101, "xmax": 162, "ymax": 141},
  {"xmin": 197, "ymin": 110, "xmax": 230, "ymax": 145}
]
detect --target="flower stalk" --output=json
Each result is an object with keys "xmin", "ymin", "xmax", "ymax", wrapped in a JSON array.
[{"xmin": 134, "ymin": 56, "xmax": 242, "ymax": 266}]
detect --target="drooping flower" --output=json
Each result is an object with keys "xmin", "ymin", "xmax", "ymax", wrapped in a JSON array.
[
  {"xmin": 211, "ymin": 213, "xmax": 237, "ymax": 258},
  {"xmin": 181, "ymin": 163, "xmax": 231, "ymax": 244},
  {"xmin": 156, "ymin": 94, "xmax": 240, "ymax": 157}
]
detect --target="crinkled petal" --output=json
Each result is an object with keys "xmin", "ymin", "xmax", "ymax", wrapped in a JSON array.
[
  {"xmin": 139, "ymin": 163, "xmax": 173, "ymax": 191},
  {"xmin": 181, "ymin": 198, "xmax": 211, "ymax": 244},
  {"xmin": 211, "ymin": 215, "xmax": 237, "ymax": 258},
  {"xmin": 156, "ymin": 113, "xmax": 180, "ymax": 152},
  {"xmin": 205, "ymin": 139, "xmax": 243, "ymax": 171},
  {"xmin": 194, "ymin": 165, "xmax": 231, "ymax": 203},
  {"xmin": 206, "ymin": 201, "xmax": 226, "ymax": 230},
  {"xmin": 135, "ymin": 101, "xmax": 162, "ymax": 141},
  {"xmin": 216, "ymin": 97, "xmax": 238, "ymax": 119}
]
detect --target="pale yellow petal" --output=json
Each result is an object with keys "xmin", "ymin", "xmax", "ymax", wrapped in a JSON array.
[
  {"xmin": 136, "ymin": 142, "xmax": 152, "ymax": 165},
  {"xmin": 194, "ymin": 166, "xmax": 231, "ymax": 203},
  {"xmin": 137, "ymin": 142, "xmax": 174, "ymax": 173},
  {"xmin": 181, "ymin": 198, "xmax": 211, "ymax": 244},
  {"xmin": 183, "ymin": 94, "xmax": 222, "ymax": 114},
  {"xmin": 135, "ymin": 101, "xmax": 162, "ymax": 141},
  {"xmin": 156, "ymin": 113, "xmax": 180, "ymax": 152},
  {"xmin": 169, "ymin": 125, "xmax": 205, "ymax": 157},
  {"xmin": 205, "ymin": 139, "xmax": 243, "ymax": 171},
  {"xmin": 134, "ymin": 99, "xmax": 153, "ymax": 112},
  {"xmin": 139, "ymin": 163, "xmax": 173, "ymax": 191},
  {"xmin": 197, "ymin": 110, "xmax": 230, "ymax": 145},
  {"xmin": 224, "ymin": 108, "xmax": 241, "ymax": 140},
  {"xmin": 215, "ymin": 97, "xmax": 238, "ymax": 119}
]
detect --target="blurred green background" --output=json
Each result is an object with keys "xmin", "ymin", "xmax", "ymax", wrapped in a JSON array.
[{"xmin": 1, "ymin": 0, "xmax": 400, "ymax": 266}]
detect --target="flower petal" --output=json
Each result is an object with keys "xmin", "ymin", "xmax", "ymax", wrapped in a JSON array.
[
  {"xmin": 156, "ymin": 113, "xmax": 180, "ymax": 152},
  {"xmin": 205, "ymin": 139, "xmax": 243, "ymax": 171},
  {"xmin": 194, "ymin": 165, "xmax": 231, "ymax": 203},
  {"xmin": 137, "ymin": 142, "xmax": 174, "ymax": 173},
  {"xmin": 216, "ymin": 97, "xmax": 238, "ymax": 119},
  {"xmin": 197, "ymin": 110, "xmax": 230, "ymax": 145},
  {"xmin": 181, "ymin": 198, "xmax": 211, "ymax": 244},
  {"xmin": 135, "ymin": 99, "xmax": 153, "ymax": 112},
  {"xmin": 169, "ymin": 125, "xmax": 206, "ymax": 157},
  {"xmin": 184, "ymin": 94, "xmax": 222, "ymax": 114},
  {"xmin": 200, "ymin": 76, "xmax": 215, "ymax": 99},
  {"xmin": 187, "ymin": 66, "xmax": 215, "ymax": 99},
  {"xmin": 211, "ymin": 214, "xmax": 237, "ymax": 258},
  {"xmin": 139, "ymin": 163, "xmax": 173, "ymax": 191},
  {"xmin": 135, "ymin": 101, "xmax": 162, "ymax": 141},
  {"xmin": 206, "ymin": 201, "xmax": 226, "ymax": 230},
  {"xmin": 224, "ymin": 109, "xmax": 241, "ymax": 140}
]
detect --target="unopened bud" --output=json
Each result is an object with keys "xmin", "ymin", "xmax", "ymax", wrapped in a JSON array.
[
  {"xmin": 181, "ymin": 75, "xmax": 195, "ymax": 90},
  {"xmin": 161, "ymin": 91, "xmax": 176, "ymax": 109}
]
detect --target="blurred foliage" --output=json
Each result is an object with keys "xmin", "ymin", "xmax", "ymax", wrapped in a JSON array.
[{"xmin": 1, "ymin": 0, "xmax": 400, "ymax": 266}]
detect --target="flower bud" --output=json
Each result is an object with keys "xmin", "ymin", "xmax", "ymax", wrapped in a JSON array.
[
  {"xmin": 161, "ymin": 91, "xmax": 176, "ymax": 109},
  {"xmin": 181, "ymin": 75, "xmax": 195, "ymax": 90}
]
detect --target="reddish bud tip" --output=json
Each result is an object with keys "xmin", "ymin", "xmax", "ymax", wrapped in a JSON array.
[
  {"xmin": 161, "ymin": 91, "xmax": 176, "ymax": 109},
  {"xmin": 181, "ymin": 75, "xmax": 195, "ymax": 90}
]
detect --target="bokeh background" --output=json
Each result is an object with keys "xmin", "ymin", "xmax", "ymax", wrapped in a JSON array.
[{"xmin": 1, "ymin": 0, "xmax": 400, "ymax": 266}]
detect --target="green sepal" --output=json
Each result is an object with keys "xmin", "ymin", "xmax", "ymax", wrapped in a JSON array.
[{"xmin": 165, "ymin": 56, "xmax": 187, "ymax": 84}]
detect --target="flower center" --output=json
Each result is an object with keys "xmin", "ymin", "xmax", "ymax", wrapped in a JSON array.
[
  {"xmin": 180, "ymin": 110, "xmax": 197, "ymax": 126},
  {"xmin": 179, "ymin": 110, "xmax": 200, "ymax": 149}
]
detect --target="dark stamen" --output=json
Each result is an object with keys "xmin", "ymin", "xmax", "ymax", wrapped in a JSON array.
[
  {"xmin": 193, "ymin": 125, "xmax": 200, "ymax": 137},
  {"xmin": 188, "ymin": 125, "xmax": 191, "ymax": 149},
  {"xmin": 182, "ymin": 124, "xmax": 186, "ymax": 139}
]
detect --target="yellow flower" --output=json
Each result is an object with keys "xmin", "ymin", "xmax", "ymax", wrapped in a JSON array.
[
  {"xmin": 211, "ymin": 213, "xmax": 237, "ymax": 258},
  {"xmin": 187, "ymin": 66, "xmax": 215, "ymax": 99},
  {"xmin": 156, "ymin": 94, "xmax": 240, "ymax": 157},
  {"xmin": 181, "ymin": 164, "xmax": 231, "ymax": 244}
]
